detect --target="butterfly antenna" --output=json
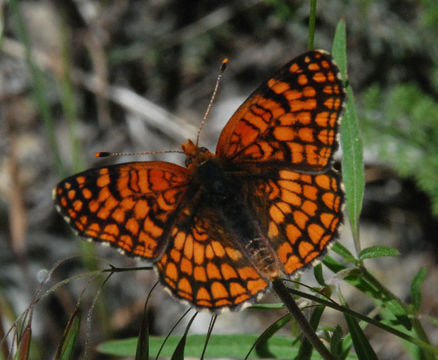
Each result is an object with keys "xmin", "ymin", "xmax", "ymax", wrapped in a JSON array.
[
  {"xmin": 196, "ymin": 58, "xmax": 228, "ymax": 146},
  {"xmin": 95, "ymin": 150, "xmax": 184, "ymax": 158}
]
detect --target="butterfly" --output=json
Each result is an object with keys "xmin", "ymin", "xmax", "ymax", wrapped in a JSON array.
[{"xmin": 54, "ymin": 50, "xmax": 345, "ymax": 312}]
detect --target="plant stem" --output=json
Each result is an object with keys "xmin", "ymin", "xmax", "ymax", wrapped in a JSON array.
[
  {"xmin": 308, "ymin": 0, "xmax": 317, "ymax": 50},
  {"xmin": 272, "ymin": 279, "xmax": 335, "ymax": 360},
  {"xmin": 287, "ymin": 286, "xmax": 438, "ymax": 355}
]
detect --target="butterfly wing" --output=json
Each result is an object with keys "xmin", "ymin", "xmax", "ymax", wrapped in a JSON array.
[
  {"xmin": 54, "ymin": 162, "xmax": 190, "ymax": 259},
  {"xmin": 238, "ymin": 169, "xmax": 344, "ymax": 275},
  {"xmin": 244, "ymin": 167, "xmax": 343, "ymax": 276},
  {"xmin": 156, "ymin": 196, "xmax": 269, "ymax": 312},
  {"xmin": 53, "ymin": 50, "xmax": 345, "ymax": 312},
  {"xmin": 216, "ymin": 50, "xmax": 345, "ymax": 172}
]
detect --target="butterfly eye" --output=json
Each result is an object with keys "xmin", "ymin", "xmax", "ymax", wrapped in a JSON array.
[{"xmin": 185, "ymin": 147, "xmax": 209, "ymax": 167}]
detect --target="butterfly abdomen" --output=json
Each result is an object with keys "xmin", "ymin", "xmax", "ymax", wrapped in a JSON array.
[{"xmin": 194, "ymin": 159, "xmax": 281, "ymax": 279}]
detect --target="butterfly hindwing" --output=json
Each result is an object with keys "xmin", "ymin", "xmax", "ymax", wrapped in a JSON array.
[
  {"xmin": 156, "ymin": 196, "xmax": 270, "ymax": 312},
  {"xmin": 243, "ymin": 167, "xmax": 343, "ymax": 276}
]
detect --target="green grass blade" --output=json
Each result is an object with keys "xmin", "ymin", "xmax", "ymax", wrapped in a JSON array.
[
  {"xmin": 200, "ymin": 314, "xmax": 217, "ymax": 360},
  {"xmin": 331, "ymin": 325, "xmax": 349, "ymax": 359},
  {"xmin": 245, "ymin": 313, "xmax": 292, "ymax": 359},
  {"xmin": 135, "ymin": 282, "xmax": 158, "ymax": 360},
  {"xmin": 344, "ymin": 313, "xmax": 378, "ymax": 360},
  {"xmin": 55, "ymin": 308, "xmax": 81, "ymax": 360},
  {"xmin": 171, "ymin": 312, "xmax": 198, "ymax": 360},
  {"xmin": 154, "ymin": 308, "xmax": 190, "ymax": 359}
]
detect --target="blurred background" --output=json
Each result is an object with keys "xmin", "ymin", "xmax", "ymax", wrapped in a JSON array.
[{"xmin": 1, "ymin": 0, "xmax": 438, "ymax": 359}]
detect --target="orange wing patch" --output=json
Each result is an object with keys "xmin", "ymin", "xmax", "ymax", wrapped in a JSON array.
[
  {"xmin": 54, "ymin": 162, "xmax": 190, "ymax": 259},
  {"xmin": 251, "ymin": 168, "xmax": 343, "ymax": 276},
  {"xmin": 156, "ymin": 209, "xmax": 269, "ymax": 311},
  {"xmin": 216, "ymin": 50, "xmax": 344, "ymax": 172}
]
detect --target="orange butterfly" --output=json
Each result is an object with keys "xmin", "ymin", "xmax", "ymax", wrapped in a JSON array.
[{"xmin": 54, "ymin": 50, "xmax": 345, "ymax": 312}]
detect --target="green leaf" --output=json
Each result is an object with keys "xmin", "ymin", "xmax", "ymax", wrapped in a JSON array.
[
  {"xmin": 248, "ymin": 303, "xmax": 284, "ymax": 310},
  {"xmin": 332, "ymin": 242, "xmax": 356, "ymax": 262},
  {"xmin": 410, "ymin": 267, "xmax": 427, "ymax": 312},
  {"xmin": 359, "ymin": 246, "xmax": 400, "ymax": 260},
  {"xmin": 341, "ymin": 85, "xmax": 365, "ymax": 245},
  {"xmin": 323, "ymin": 261, "xmax": 383, "ymax": 301},
  {"xmin": 332, "ymin": 19, "xmax": 347, "ymax": 81},
  {"xmin": 98, "ymin": 334, "xmax": 302, "ymax": 358},
  {"xmin": 330, "ymin": 325, "xmax": 345, "ymax": 359},
  {"xmin": 341, "ymin": 269, "xmax": 411, "ymax": 331},
  {"xmin": 323, "ymin": 255, "xmax": 391, "ymax": 301},
  {"xmin": 344, "ymin": 313, "xmax": 378, "ymax": 360},
  {"xmin": 384, "ymin": 300, "xmax": 411, "ymax": 331},
  {"xmin": 322, "ymin": 255, "xmax": 347, "ymax": 273},
  {"xmin": 332, "ymin": 21, "xmax": 365, "ymax": 246},
  {"xmin": 313, "ymin": 263, "xmax": 325, "ymax": 286}
]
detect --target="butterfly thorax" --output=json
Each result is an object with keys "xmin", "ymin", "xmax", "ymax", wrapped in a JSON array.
[{"xmin": 182, "ymin": 139, "xmax": 281, "ymax": 280}]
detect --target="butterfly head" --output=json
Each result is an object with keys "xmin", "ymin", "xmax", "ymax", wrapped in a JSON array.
[{"xmin": 182, "ymin": 139, "xmax": 214, "ymax": 168}]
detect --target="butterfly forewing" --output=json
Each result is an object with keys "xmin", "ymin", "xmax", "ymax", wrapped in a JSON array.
[
  {"xmin": 54, "ymin": 162, "xmax": 190, "ymax": 259},
  {"xmin": 216, "ymin": 50, "xmax": 345, "ymax": 172}
]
